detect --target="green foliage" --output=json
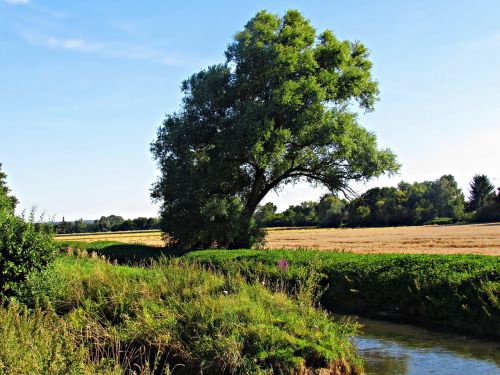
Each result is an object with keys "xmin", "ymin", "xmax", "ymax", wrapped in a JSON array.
[
  {"xmin": 422, "ymin": 217, "xmax": 454, "ymax": 225},
  {"xmin": 0, "ymin": 169, "xmax": 55, "ymax": 298},
  {"xmin": 467, "ymin": 174, "xmax": 495, "ymax": 212},
  {"xmin": 0, "ymin": 163, "xmax": 18, "ymax": 211},
  {"xmin": 0, "ymin": 208, "xmax": 56, "ymax": 298},
  {"xmin": 317, "ymin": 195, "xmax": 347, "ymax": 227},
  {"xmin": 14, "ymin": 256, "xmax": 363, "ymax": 374},
  {"xmin": 151, "ymin": 9, "xmax": 398, "ymax": 250},
  {"xmin": 281, "ymin": 201, "xmax": 318, "ymax": 227},
  {"xmin": 474, "ymin": 202, "xmax": 500, "ymax": 222},
  {"xmin": 55, "ymin": 216, "xmax": 160, "ymax": 234},
  {"xmin": 254, "ymin": 202, "xmax": 279, "ymax": 227},
  {"xmin": 255, "ymin": 174, "xmax": 468, "ymax": 228},
  {"xmin": 186, "ymin": 250, "xmax": 500, "ymax": 339}
]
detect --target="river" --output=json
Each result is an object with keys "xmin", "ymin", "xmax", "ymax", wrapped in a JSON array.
[{"xmin": 353, "ymin": 317, "xmax": 500, "ymax": 374}]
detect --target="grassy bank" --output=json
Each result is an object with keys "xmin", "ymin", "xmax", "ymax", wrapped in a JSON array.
[
  {"xmin": 184, "ymin": 250, "xmax": 500, "ymax": 340},
  {"xmin": 3, "ymin": 255, "xmax": 363, "ymax": 374}
]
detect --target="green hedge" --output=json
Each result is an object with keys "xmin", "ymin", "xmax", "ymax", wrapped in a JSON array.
[{"xmin": 184, "ymin": 250, "xmax": 500, "ymax": 339}]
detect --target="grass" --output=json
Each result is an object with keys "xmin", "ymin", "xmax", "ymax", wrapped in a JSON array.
[
  {"xmin": 4, "ymin": 254, "xmax": 364, "ymax": 374},
  {"xmin": 53, "ymin": 240, "xmax": 500, "ymax": 340},
  {"xmin": 185, "ymin": 250, "xmax": 500, "ymax": 340},
  {"xmin": 56, "ymin": 222, "xmax": 500, "ymax": 255}
]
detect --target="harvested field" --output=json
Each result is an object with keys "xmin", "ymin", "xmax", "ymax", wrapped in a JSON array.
[
  {"xmin": 56, "ymin": 230, "xmax": 164, "ymax": 247},
  {"xmin": 56, "ymin": 223, "xmax": 500, "ymax": 255},
  {"xmin": 265, "ymin": 223, "xmax": 500, "ymax": 255}
]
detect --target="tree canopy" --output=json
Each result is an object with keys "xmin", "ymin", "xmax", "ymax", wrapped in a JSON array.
[
  {"xmin": 256, "ymin": 174, "xmax": 472, "ymax": 228},
  {"xmin": 151, "ymin": 9, "xmax": 398, "ymax": 250},
  {"xmin": 467, "ymin": 174, "xmax": 495, "ymax": 212}
]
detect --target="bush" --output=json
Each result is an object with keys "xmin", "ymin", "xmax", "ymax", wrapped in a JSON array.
[
  {"xmin": 474, "ymin": 202, "xmax": 500, "ymax": 222},
  {"xmin": 0, "ymin": 199, "xmax": 55, "ymax": 298}
]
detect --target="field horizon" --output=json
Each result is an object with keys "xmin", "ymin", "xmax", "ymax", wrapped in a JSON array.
[{"xmin": 55, "ymin": 222, "xmax": 500, "ymax": 255}]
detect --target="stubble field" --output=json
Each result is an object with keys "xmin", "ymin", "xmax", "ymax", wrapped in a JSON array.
[{"xmin": 56, "ymin": 223, "xmax": 500, "ymax": 255}]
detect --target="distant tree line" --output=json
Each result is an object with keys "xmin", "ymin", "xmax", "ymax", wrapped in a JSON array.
[
  {"xmin": 255, "ymin": 174, "xmax": 500, "ymax": 228},
  {"xmin": 55, "ymin": 215, "xmax": 160, "ymax": 234}
]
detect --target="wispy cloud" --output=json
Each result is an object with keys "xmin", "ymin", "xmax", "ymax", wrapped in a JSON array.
[
  {"xmin": 5, "ymin": 0, "xmax": 30, "ymax": 4},
  {"xmin": 22, "ymin": 32, "xmax": 182, "ymax": 66}
]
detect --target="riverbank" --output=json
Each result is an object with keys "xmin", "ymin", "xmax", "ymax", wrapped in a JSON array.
[
  {"xmin": 3, "ymin": 255, "xmax": 363, "ymax": 374},
  {"xmin": 184, "ymin": 250, "xmax": 500, "ymax": 340}
]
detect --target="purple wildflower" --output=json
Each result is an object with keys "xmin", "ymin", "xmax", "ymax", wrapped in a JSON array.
[{"xmin": 277, "ymin": 258, "xmax": 289, "ymax": 272}]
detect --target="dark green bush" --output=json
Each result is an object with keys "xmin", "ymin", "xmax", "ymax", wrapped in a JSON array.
[
  {"xmin": 474, "ymin": 202, "xmax": 500, "ymax": 222},
  {"xmin": 0, "ymin": 197, "xmax": 56, "ymax": 298}
]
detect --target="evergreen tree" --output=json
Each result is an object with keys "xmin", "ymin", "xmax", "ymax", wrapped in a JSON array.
[{"xmin": 468, "ymin": 174, "xmax": 495, "ymax": 212}]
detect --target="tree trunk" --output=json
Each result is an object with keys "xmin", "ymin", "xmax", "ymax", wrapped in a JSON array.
[{"xmin": 229, "ymin": 170, "xmax": 265, "ymax": 249}]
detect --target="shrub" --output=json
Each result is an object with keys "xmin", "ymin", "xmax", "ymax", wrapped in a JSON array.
[
  {"xmin": 0, "ymin": 199, "xmax": 56, "ymax": 298},
  {"xmin": 474, "ymin": 202, "xmax": 500, "ymax": 222}
]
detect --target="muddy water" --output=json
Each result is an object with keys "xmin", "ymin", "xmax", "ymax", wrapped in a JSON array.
[{"xmin": 353, "ymin": 317, "xmax": 500, "ymax": 374}]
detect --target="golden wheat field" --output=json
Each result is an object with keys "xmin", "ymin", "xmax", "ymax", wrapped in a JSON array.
[{"xmin": 56, "ymin": 223, "xmax": 500, "ymax": 255}]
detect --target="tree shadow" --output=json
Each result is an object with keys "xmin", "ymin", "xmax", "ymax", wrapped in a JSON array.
[{"xmin": 91, "ymin": 243, "xmax": 174, "ymax": 264}]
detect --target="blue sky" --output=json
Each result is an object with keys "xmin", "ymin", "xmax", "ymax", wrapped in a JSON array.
[{"xmin": 1, "ymin": 0, "xmax": 499, "ymax": 220}]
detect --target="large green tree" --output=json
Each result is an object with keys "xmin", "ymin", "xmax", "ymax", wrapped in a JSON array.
[{"xmin": 151, "ymin": 10, "xmax": 398, "ymax": 250}]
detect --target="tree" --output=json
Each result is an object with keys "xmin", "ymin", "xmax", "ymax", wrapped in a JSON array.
[
  {"xmin": 151, "ymin": 9, "xmax": 399, "ymax": 250},
  {"xmin": 254, "ymin": 202, "xmax": 278, "ymax": 227},
  {"xmin": 281, "ymin": 201, "xmax": 318, "ymax": 226},
  {"xmin": 467, "ymin": 174, "xmax": 495, "ymax": 212},
  {"xmin": 317, "ymin": 194, "xmax": 346, "ymax": 227},
  {"xmin": 74, "ymin": 218, "xmax": 87, "ymax": 233},
  {"xmin": 0, "ymin": 163, "xmax": 18, "ymax": 211},
  {"xmin": 98, "ymin": 215, "xmax": 124, "ymax": 232},
  {"xmin": 425, "ymin": 175, "xmax": 465, "ymax": 220}
]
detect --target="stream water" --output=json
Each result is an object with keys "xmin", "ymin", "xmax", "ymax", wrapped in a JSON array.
[{"xmin": 353, "ymin": 317, "xmax": 500, "ymax": 374}]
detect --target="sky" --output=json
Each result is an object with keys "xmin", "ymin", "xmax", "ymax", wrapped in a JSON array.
[{"xmin": 0, "ymin": 0, "xmax": 499, "ymax": 220}]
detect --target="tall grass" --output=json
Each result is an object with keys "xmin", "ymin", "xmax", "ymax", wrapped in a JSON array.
[
  {"xmin": 8, "ymin": 255, "xmax": 363, "ymax": 374},
  {"xmin": 185, "ymin": 250, "xmax": 500, "ymax": 339}
]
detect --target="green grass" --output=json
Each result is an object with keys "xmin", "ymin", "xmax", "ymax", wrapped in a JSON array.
[
  {"xmin": 5, "ymin": 254, "xmax": 363, "ymax": 374},
  {"xmin": 184, "ymin": 250, "xmax": 500, "ymax": 339},
  {"xmin": 53, "ymin": 241, "xmax": 500, "ymax": 339}
]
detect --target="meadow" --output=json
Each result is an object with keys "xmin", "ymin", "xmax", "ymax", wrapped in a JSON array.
[{"xmin": 56, "ymin": 223, "xmax": 500, "ymax": 255}]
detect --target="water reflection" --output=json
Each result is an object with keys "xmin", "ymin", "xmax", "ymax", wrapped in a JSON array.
[{"xmin": 352, "ymin": 317, "xmax": 500, "ymax": 375}]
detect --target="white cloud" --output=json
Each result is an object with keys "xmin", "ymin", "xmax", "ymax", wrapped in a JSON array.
[
  {"xmin": 22, "ymin": 33, "xmax": 181, "ymax": 66},
  {"xmin": 5, "ymin": 0, "xmax": 30, "ymax": 4}
]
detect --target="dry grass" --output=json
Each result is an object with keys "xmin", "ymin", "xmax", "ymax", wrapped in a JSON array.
[
  {"xmin": 56, "ymin": 223, "xmax": 500, "ymax": 255},
  {"xmin": 56, "ymin": 230, "xmax": 164, "ymax": 247}
]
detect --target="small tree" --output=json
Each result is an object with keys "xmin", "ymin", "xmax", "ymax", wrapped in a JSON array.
[
  {"xmin": 467, "ymin": 174, "xmax": 495, "ymax": 212},
  {"xmin": 152, "ymin": 10, "xmax": 398, "ymax": 250}
]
